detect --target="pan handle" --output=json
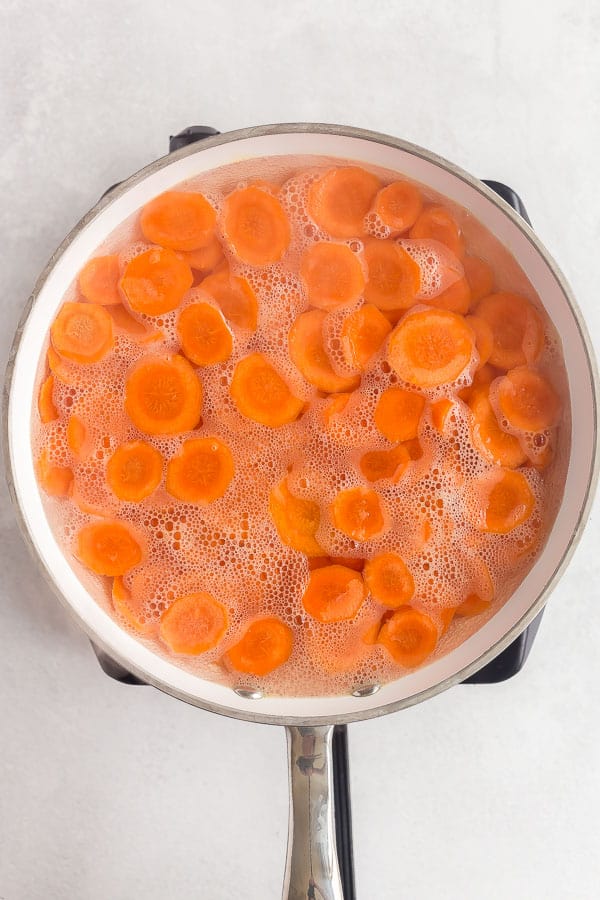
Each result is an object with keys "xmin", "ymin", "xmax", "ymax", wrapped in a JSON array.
[{"xmin": 283, "ymin": 725, "xmax": 344, "ymax": 900}]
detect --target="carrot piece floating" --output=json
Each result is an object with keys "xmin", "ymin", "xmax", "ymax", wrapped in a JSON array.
[
  {"xmin": 439, "ymin": 607, "xmax": 456, "ymax": 634},
  {"xmin": 166, "ymin": 437, "xmax": 234, "ymax": 503},
  {"xmin": 140, "ymin": 191, "xmax": 216, "ymax": 251},
  {"xmin": 225, "ymin": 617, "xmax": 293, "ymax": 675},
  {"xmin": 331, "ymin": 556, "xmax": 365, "ymax": 572},
  {"xmin": 475, "ymin": 292, "xmax": 544, "ymax": 369},
  {"xmin": 106, "ymin": 303, "xmax": 151, "ymax": 338},
  {"xmin": 36, "ymin": 448, "xmax": 73, "ymax": 497},
  {"xmin": 477, "ymin": 468, "xmax": 535, "ymax": 534},
  {"xmin": 409, "ymin": 206, "xmax": 465, "ymax": 258},
  {"xmin": 230, "ymin": 352, "xmax": 303, "ymax": 427},
  {"xmin": 120, "ymin": 247, "xmax": 193, "ymax": 316},
  {"xmin": 223, "ymin": 185, "xmax": 290, "ymax": 265},
  {"xmin": 112, "ymin": 576, "xmax": 153, "ymax": 634},
  {"xmin": 47, "ymin": 345, "xmax": 78, "ymax": 384},
  {"xmin": 427, "ymin": 276, "xmax": 471, "ymax": 314},
  {"xmin": 378, "ymin": 607, "xmax": 438, "ymax": 667},
  {"xmin": 125, "ymin": 354, "xmax": 202, "ymax": 435},
  {"xmin": 404, "ymin": 437, "xmax": 424, "ymax": 460},
  {"xmin": 457, "ymin": 362, "xmax": 498, "ymax": 404},
  {"xmin": 465, "ymin": 314, "xmax": 494, "ymax": 368},
  {"xmin": 341, "ymin": 304, "xmax": 392, "ymax": 371},
  {"xmin": 78, "ymin": 255, "xmax": 122, "ymax": 305},
  {"xmin": 469, "ymin": 388, "xmax": 527, "ymax": 468},
  {"xmin": 177, "ymin": 303, "xmax": 233, "ymax": 366},
  {"xmin": 454, "ymin": 593, "xmax": 492, "ymax": 618},
  {"xmin": 200, "ymin": 271, "xmax": 259, "ymax": 331},
  {"xmin": 288, "ymin": 309, "xmax": 361, "ymax": 393},
  {"xmin": 359, "ymin": 444, "xmax": 410, "ymax": 482},
  {"xmin": 51, "ymin": 302, "xmax": 114, "ymax": 364},
  {"xmin": 269, "ymin": 478, "xmax": 323, "ymax": 556},
  {"xmin": 374, "ymin": 181, "xmax": 423, "ymax": 233},
  {"xmin": 331, "ymin": 486, "xmax": 385, "ymax": 541},
  {"xmin": 497, "ymin": 367, "xmax": 562, "ymax": 432},
  {"xmin": 308, "ymin": 166, "xmax": 381, "ymax": 238},
  {"xmin": 159, "ymin": 592, "xmax": 228, "ymax": 655},
  {"xmin": 77, "ymin": 520, "xmax": 143, "ymax": 575},
  {"xmin": 463, "ymin": 256, "xmax": 494, "ymax": 302},
  {"xmin": 322, "ymin": 392, "xmax": 352, "ymax": 427},
  {"xmin": 38, "ymin": 374, "xmax": 58, "ymax": 423},
  {"xmin": 364, "ymin": 552, "xmax": 415, "ymax": 608},
  {"xmin": 67, "ymin": 414, "xmax": 87, "ymax": 459},
  {"xmin": 299, "ymin": 241, "xmax": 365, "ymax": 310},
  {"xmin": 363, "ymin": 240, "xmax": 421, "ymax": 310},
  {"xmin": 107, "ymin": 440, "xmax": 163, "ymax": 502},
  {"xmin": 430, "ymin": 398, "xmax": 454, "ymax": 433},
  {"xmin": 374, "ymin": 386, "xmax": 425, "ymax": 442},
  {"xmin": 302, "ymin": 565, "xmax": 366, "ymax": 623},
  {"xmin": 387, "ymin": 308, "xmax": 474, "ymax": 388},
  {"xmin": 183, "ymin": 234, "xmax": 225, "ymax": 272}
]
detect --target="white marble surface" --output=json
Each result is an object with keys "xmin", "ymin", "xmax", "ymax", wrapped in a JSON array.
[{"xmin": 1, "ymin": 1, "xmax": 599, "ymax": 898}]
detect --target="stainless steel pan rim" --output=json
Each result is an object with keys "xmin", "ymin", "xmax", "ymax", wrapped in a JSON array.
[{"xmin": 4, "ymin": 122, "xmax": 598, "ymax": 726}]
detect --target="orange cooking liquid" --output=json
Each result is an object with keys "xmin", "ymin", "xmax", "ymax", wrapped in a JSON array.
[{"xmin": 31, "ymin": 156, "xmax": 569, "ymax": 696}]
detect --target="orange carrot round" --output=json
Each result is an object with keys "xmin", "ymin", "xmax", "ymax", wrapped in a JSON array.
[
  {"xmin": 364, "ymin": 552, "xmax": 415, "ymax": 608},
  {"xmin": 331, "ymin": 486, "xmax": 385, "ymax": 541},
  {"xmin": 308, "ymin": 166, "xmax": 381, "ymax": 238},
  {"xmin": 322, "ymin": 392, "xmax": 352, "ymax": 427},
  {"xmin": 183, "ymin": 234, "xmax": 225, "ymax": 272},
  {"xmin": 112, "ymin": 576, "xmax": 153, "ymax": 634},
  {"xmin": 107, "ymin": 441, "xmax": 163, "ymax": 502},
  {"xmin": 387, "ymin": 308, "xmax": 474, "ymax": 388},
  {"xmin": 38, "ymin": 374, "xmax": 58, "ymax": 423},
  {"xmin": 302, "ymin": 565, "xmax": 366, "ymax": 623},
  {"xmin": 225, "ymin": 617, "xmax": 293, "ymax": 675},
  {"xmin": 374, "ymin": 386, "xmax": 425, "ymax": 442},
  {"xmin": 374, "ymin": 181, "xmax": 423, "ymax": 233},
  {"xmin": 200, "ymin": 271, "xmax": 258, "ymax": 331},
  {"xmin": 341, "ymin": 303, "xmax": 392, "ymax": 371},
  {"xmin": 269, "ymin": 478, "xmax": 323, "ymax": 556},
  {"xmin": 477, "ymin": 468, "xmax": 535, "ymax": 534},
  {"xmin": 166, "ymin": 437, "xmax": 234, "ymax": 503},
  {"xmin": 465, "ymin": 314, "xmax": 494, "ymax": 368},
  {"xmin": 36, "ymin": 448, "xmax": 73, "ymax": 497},
  {"xmin": 106, "ymin": 303, "xmax": 151, "ymax": 339},
  {"xmin": 120, "ymin": 247, "xmax": 193, "ymax": 316},
  {"xmin": 51, "ymin": 302, "xmax": 114, "ymax": 364},
  {"xmin": 430, "ymin": 397, "xmax": 455, "ymax": 433},
  {"xmin": 223, "ymin": 185, "xmax": 290, "ymax": 265},
  {"xmin": 288, "ymin": 309, "xmax": 361, "ymax": 393},
  {"xmin": 159, "ymin": 592, "xmax": 228, "ymax": 655},
  {"xmin": 496, "ymin": 367, "xmax": 562, "ymax": 432},
  {"xmin": 409, "ymin": 206, "xmax": 465, "ymax": 258},
  {"xmin": 67, "ymin": 414, "xmax": 87, "ymax": 459},
  {"xmin": 469, "ymin": 389, "xmax": 527, "ymax": 468},
  {"xmin": 475, "ymin": 293, "xmax": 544, "ymax": 369},
  {"xmin": 463, "ymin": 256, "xmax": 494, "ymax": 302},
  {"xmin": 77, "ymin": 520, "xmax": 143, "ymax": 575},
  {"xmin": 378, "ymin": 607, "xmax": 438, "ymax": 667},
  {"xmin": 359, "ymin": 444, "xmax": 410, "ymax": 482},
  {"xmin": 364, "ymin": 240, "xmax": 421, "ymax": 310},
  {"xmin": 177, "ymin": 302, "xmax": 233, "ymax": 366},
  {"xmin": 79, "ymin": 255, "xmax": 122, "ymax": 305},
  {"xmin": 230, "ymin": 353, "xmax": 304, "ymax": 427},
  {"xmin": 125, "ymin": 354, "xmax": 202, "ymax": 434},
  {"xmin": 140, "ymin": 191, "xmax": 216, "ymax": 251},
  {"xmin": 300, "ymin": 241, "xmax": 365, "ymax": 310},
  {"xmin": 427, "ymin": 276, "xmax": 471, "ymax": 314}
]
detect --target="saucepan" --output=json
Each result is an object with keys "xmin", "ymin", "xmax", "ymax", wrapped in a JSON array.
[{"xmin": 3, "ymin": 124, "xmax": 598, "ymax": 899}]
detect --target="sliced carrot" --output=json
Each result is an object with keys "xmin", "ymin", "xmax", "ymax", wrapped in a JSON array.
[
  {"xmin": 374, "ymin": 386, "xmax": 425, "ymax": 442},
  {"xmin": 38, "ymin": 374, "xmax": 58, "ymax": 423},
  {"xmin": 341, "ymin": 304, "xmax": 392, "ymax": 371},
  {"xmin": 374, "ymin": 181, "xmax": 423, "ymax": 233},
  {"xmin": 409, "ymin": 206, "xmax": 465, "ymax": 259},
  {"xmin": 47, "ymin": 345, "xmax": 78, "ymax": 384},
  {"xmin": 465, "ymin": 314, "xmax": 494, "ymax": 368},
  {"xmin": 230, "ymin": 352, "xmax": 303, "ymax": 427},
  {"xmin": 200, "ymin": 271, "xmax": 258, "ymax": 331},
  {"xmin": 378, "ymin": 607, "xmax": 438, "ymax": 667},
  {"xmin": 307, "ymin": 166, "xmax": 381, "ymax": 238},
  {"xmin": 106, "ymin": 303, "xmax": 151, "ymax": 338},
  {"xmin": 364, "ymin": 552, "xmax": 415, "ymax": 608},
  {"xmin": 159, "ymin": 592, "xmax": 228, "ymax": 655},
  {"xmin": 225, "ymin": 617, "xmax": 293, "ymax": 675},
  {"xmin": 454, "ymin": 593, "xmax": 492, "ymax": 618},
  {"xmin": 177, "ymin": 302, "xmax": 233, "ymax": 366},
  {"xmin": 363, "ymin": 240, "xmax": 421, "ymax": 310},
  {"xmin": 404, "ymin": 437, "xmax": 424, "ymax": 460},
  {"xmin": 431, "ymin": 398, "xmax": 455, "ymax": 433},
  {"xmin": 497, "ymin": 367, "xmax": 562, "ymax": 432},
  {"xmin": 166, "ymin": 437, "xmax": 234, "ymax": 503},
  {"xmin": 36, "ymin": 448, "xmax": 73, "ymax": 497},
  {"xmin": 387, "ymin": 308, "xmax": 474, "ymax": 388},
  {"xmin": 477, "ymin": 468, "xmax": 535, "ymax": 534},
  {"xmin": 300, "ymin": 241, "xmax": 365, "ymax": 310},
  {"xmin": 308, "ymin": 555, "xmax": 333, "ymax": 571},
  {"xmin": 140, "ymin": 191, "xmax": 216, "ymax": 251},
  {"xmin": 359, "ymin": 444, "xmax": 410, "ymax": 482},
  {"xmin": 475, "ymin": 292, "xmax": 544, "ymax": 369},
  {"xmin": 301, "ymin": 564, "xmax": 366, "ymax": 623},
  {"xmin": 77, "ymin": 520, "xmax": 143, "ymax": 575},
  {"xmin": 125, "ymin": 354, "xmax": 202, "ymax": 435},
  {"xmin": 331, "ymin": 486, "xmax": 385, "ymax": 541},
  {"xmin": 67, "ymin": 414, "xmax": 87, "ymax": 459},
  {"xmin": 223, "ymin": 185, "xmax": 290, "ymax": 265},
  {"xmin": 78, "ymin": 255, "xmax": 122, "ymax": 305},
  {"xmin": 50, "ymin": 302, "xmax": 114, "ymax": 364},
  {"xmin": 269, "ymin": 478, "xmax": 323, "ymax": 556},
  {"xmin": 439, "ymin": 607, "xmax": 456, "ymax": 634},
  {"xmin": 107, "ymin": 440, "xmax": 163, "ymax": 502},
  {"xmin": 288, "ymin": 309, "xmax": 361, "ymax": 393},
  {"xmin": 112, "ymin": 576, "xmax": 153, "ymax": 634},
  {"xmin": 463, "ymin": 256, "xmax": 494, "ymax": 302},
  {"xmin": 120, "ymin": 247, "xmax": 193, "ymax": 316},
  {"xmin": 322, "ymin": 392, "xmax": 352, "ymax": 427},
  {"xmin": 427, "ymin": 276, "xmax": 471, "ymax": 314},
  {"xmin": 331, "ymin": 556, "xmax": 365, "ymax": 572},
  {"xmin": 183, "ymin": 234, "xmax": 225, "ymax": 272},
  {"xmin": 469, "ymin": 388, "xmax": 527, "ymax": 468},
  {"xmin": 457, "ymin": 363, "xmax": 498, "ymax": 404}
]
